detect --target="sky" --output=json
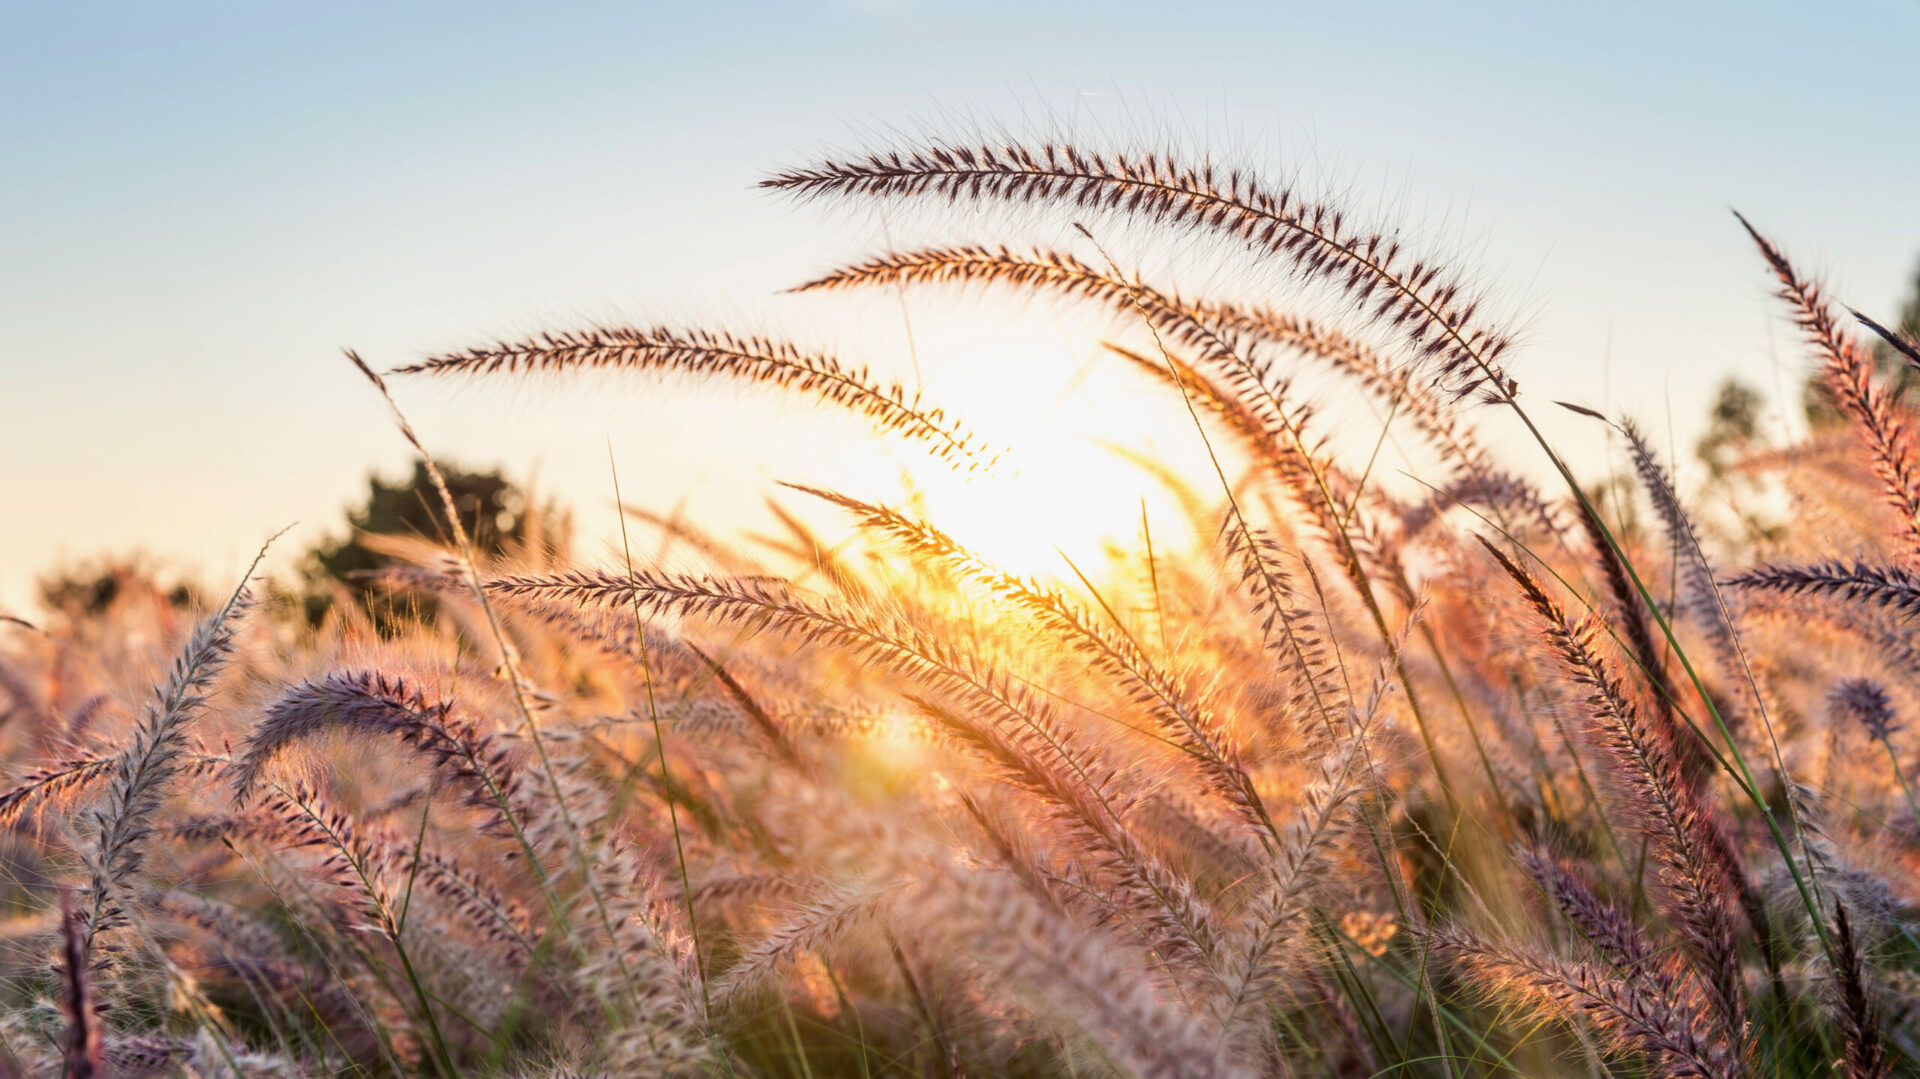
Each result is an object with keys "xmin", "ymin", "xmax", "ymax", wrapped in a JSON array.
[{"xmin": 3, "ymin": 1, "xmax": 1918, "ymax": 614}]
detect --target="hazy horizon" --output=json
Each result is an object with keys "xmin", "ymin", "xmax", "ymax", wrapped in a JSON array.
[{"xmin": 6, "ymin": 1, "xmax": 1918, "ymax": 614}]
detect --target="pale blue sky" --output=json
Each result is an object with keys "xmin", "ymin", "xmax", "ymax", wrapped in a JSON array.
[{"xmin": 4, "ymin": 2, "xmax": 1917, "ymax": 611}]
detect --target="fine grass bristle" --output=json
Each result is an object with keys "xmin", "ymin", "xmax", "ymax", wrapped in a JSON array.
[
  {"xmin": 766, "ymin": 141, "xmax": 1518, "ymax": 403},
  {"xmin": 391, "ymin": 325, "xmax": 1001, "ymax": 473}
]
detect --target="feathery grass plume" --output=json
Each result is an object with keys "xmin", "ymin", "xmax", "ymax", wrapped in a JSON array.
[
  {"xmin": 253, "ymin": 781, "xmax": 402, "ymax": 930},
  {"xmin": 1211, "ymin": 671, "xmax": 1384, "ymax": 1059},
  {"xmin": 64, "ymin": 694, "xmax": 115, "ymax": 745},
  {"xmin": 1218, "ymin": 523, "xmax": 1351, "ymax": 740},
  {"xmin": 80, "ymin": 551, "xmax": 262, "ymax": 963},
  {"xmin": 486, "ymin": 567, "xmax": 1224, "ymax": 966},
  {"xmin": 398, "ymin": 842, "xmax": 541, "ymax": 956},
  {"xmin": 1098, "ymin": 288, "xmax": 1426, "ymax": 632},
  {"xmin": 231, "ymin": 669, "xmax": 523, "ymax": 831},
  {"xmin": 904, "ymin": 866, "xmax": 1251, "ymax": 1079},
  {"xmin": 562, "ymin": 846, "xmax": 712, "ymax": 1076},
  {"xmin": 518, "ymin": 596, "xmax": 704, "ymax": 684},
  {"xmin": 911, "ymin": 696, "xmax": 1225, "ymax": 971},
  {"xmin": 689, "ymin": 870, "xmax": 800, "ymax": 910},
  {"xmin": 467, "ymin": 681, "xmax": 710, "ymax": 1061},
  {"xmin": 0, "ymin": 752, "xmax": 119, "ymax": 830},
  {"xmin": 1827, "ymin": 676, "xmax": 1920, "ymax": 830},
  {"xmin": 620, "ymin": 501, "xmax": 771, "ymax": 577},
  {"xmin": 799, "ymin": 244, "xmax": 1497, "ymax": 482},
  {"xmin": 60, "ymin": 889, "xmax": 102, "ymax": 1079},
  {"xmin": 1822, "ymin": 606, "xmax": 1920, "ymax": 686},
  {"xmin": 1613, "ymin": 419, "xmax": 1761, "ymax": 792},
  {"xmin": 107, "ymin": 1035, "xmax": 306, "ymax": 1079},
  {"xmin": 1478, "ymin": 538, "xmax": 1749, "ymax": 1039},
  {"xmin": 97, "ymin": 1032, "xmax": 292, "ymax": 1079},
  {"xmin": 2, "ymin": 747, "xmax": 228, "ymax": 835},
  {"xmin": 102, "ymin": 1033, "xmax": 184, "ymax": 1074},
  {"xmin": 711, "ymin": 883, "xmax": 897, "ymax": 1003},
  {"xmin": 1569, "ymin": 484, "xmax": 1672, "ymax": 668},
  {"xmin": 1620, "ymin": 418, "xmax": 1771, "ymax": 742},
  {"xmin": 1109, "ymin": 335, "xmax": 1425, "ymax": 661},
  {"xmin": 496, "ymin": 770, "xmax": 712, "ymax": 1074},
  {"xmin": 391, "ymin": 326, "xmax": 998, "ymax": 473},
  {"xmin": 1831, "ymin": 678, "xmax": 1899, "ymax": 742},
  {"xmin": 154, "ymin": 892, "xmax": 405, "ymax": 1055},
  {"xmin": 1728, "ymin": 560, "xmax": 1920, "ymax": 622},
  {"xmin": 684, "ymin": 644, "xmax": 806, "ymax": 766},
  {"xmin": 1431, "ymin": 926, "xmax": 1735, "ymax": 1079},
  {"xmin": 28, "ymin": 123, "xmax": 1920, "ymax": 1076},
  {"xmin": 360, "ymin": 557, "xmax": 721, "ymax": 712},
  {"xmin": 1104, "ymin": 318, "xmax": 1447, "ymax": 797},
  {"xmin": 1830, "ymin": 898, "xmax": 1889, "ymax": 1079},
  {"xmin": 958, "ymin": 786, "xmax": 1089, "ymax": 913},
  {"xmin": 1518, "ymin": 848, "xmax": 1671, "ymax": 991},
  {"xmin": 1141, "ymin": 791, "xmax": 1262, "ymax": 879},
  {"xmin": 1399, "ymin": 468, "xmax": 1566, "ymax": 547},
  {"xmin": 792, "ymin": 482, "xmax": 1271, "ymax": 836},
  {"xmin": 1737, "ymin": 213, "xmax": 1920, "ymax": 556},
  {"xmin": 766, "ymin": 142, "xmax": 1518, "ymax": 403},
  {"xmin": 1854, "ymin": 308, "xmax": 1920, "ymax": 372},
  {"xmin": 1566, "ymin": 484, "xmax": 1701, "ymax": 775},
  {"xmin": 1211, "ymin": 299, "xmax": 1493, "ymax": 474},
  {"xmin": 255, "ymin": 780, "xmax": 464, "ymax": 1074},
  {"xmin": 1057, "ymin": 276, "xmax": 1377, "ymax": 572}
]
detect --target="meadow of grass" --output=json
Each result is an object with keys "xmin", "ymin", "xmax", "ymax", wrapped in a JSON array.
[{"xmin": 5, "ymin": 135, "xmax": 1920, "ymax": 1078}]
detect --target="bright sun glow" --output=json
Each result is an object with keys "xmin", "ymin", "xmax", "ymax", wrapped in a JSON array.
[
  {"xmin": 915, "ymin": 441, "xmax": 1185, "ymax": 586},
  {"xmin": 856, "ymin": 324, "xmax": 1214, "ymax": 589}
]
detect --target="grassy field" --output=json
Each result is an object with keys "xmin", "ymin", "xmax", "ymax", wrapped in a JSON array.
[{"xmin": 5, "ymin": 135, "xmax": 1920, "ymax": 1078}]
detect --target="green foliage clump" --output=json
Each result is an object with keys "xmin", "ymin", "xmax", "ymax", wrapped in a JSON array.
[{"xmin": 300, "ymin": 460, "xmax": 541, "ymax": 626}]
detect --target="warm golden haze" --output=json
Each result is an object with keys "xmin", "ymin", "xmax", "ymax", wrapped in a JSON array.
[{"xmin": 4, "ymin": 128, "xmax": 1920, "ymax": 1079}]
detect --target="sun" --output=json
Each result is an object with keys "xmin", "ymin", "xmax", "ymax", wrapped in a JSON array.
[{"xmin": 890, "ymin": 333, "xmax": 1214, "ymax": 591}]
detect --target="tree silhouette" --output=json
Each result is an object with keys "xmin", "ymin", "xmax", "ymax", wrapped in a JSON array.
[
  {"xmin": 301, "ymin": 460, "xmax": 538, "ymax": 626},
  {"xmin": 1697, "ymin": 376, "xmax": 1766, "ymax": 477}
]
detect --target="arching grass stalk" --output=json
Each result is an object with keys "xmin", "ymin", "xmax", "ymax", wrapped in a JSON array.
[
  {"xmin": 272, "ymin": 781, "xmax": 460, "ymax": 1078},
  {"xmin": 608, "ymin": 441, "xmax": 714, "ymax": 1024},
  {"xmin": 341, "ymin": 352, "xmax": 653, "ymax": 1018},
  {"xmin": 1073, "ymin": 222, "xmax": 1461, "ymax": 819},
  {"xmin": 79, "ymin": 534, "xmax": 278, "ymax": 966}
]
